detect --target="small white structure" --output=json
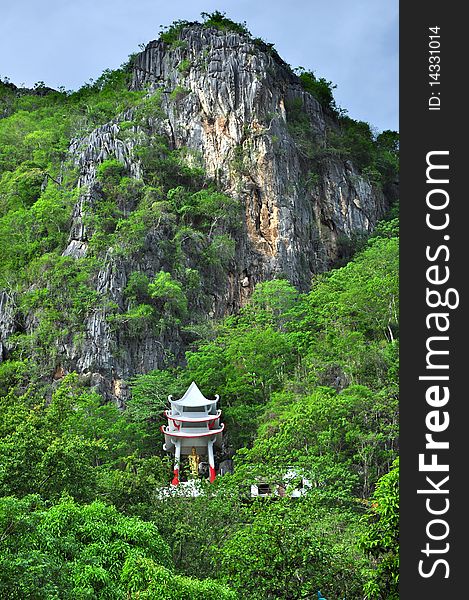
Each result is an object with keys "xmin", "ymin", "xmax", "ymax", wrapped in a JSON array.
[
  {"xmin": 161, "ymin": 382, "xmax": 224, "ymax": 485},
  {"xmin": 250, "ymin": 470, "xmax": 313, "ymax": 498}
]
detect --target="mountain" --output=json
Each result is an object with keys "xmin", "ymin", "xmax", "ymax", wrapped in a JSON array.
[{"xmin": 0, "ymin": 18, "xmax": 397, "ymax": 404}]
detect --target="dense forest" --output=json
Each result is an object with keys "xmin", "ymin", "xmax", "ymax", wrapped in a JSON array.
[{"xmin": 0, "ymin": 12, "xmax": 399, "ymax": 599}]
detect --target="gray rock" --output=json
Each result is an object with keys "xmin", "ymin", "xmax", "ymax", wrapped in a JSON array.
[
  {"xmin": 218, "ymin": 459, "xmax": 234, "ymax": 476},
  {"xmin": 0, "ymin": 291, "xmax": 16, "ymax": 361}
]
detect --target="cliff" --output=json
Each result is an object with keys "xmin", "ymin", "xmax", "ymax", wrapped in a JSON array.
[
  {"xmin": 131, "ymin": 26, "xmax": 387, "ymax": 274},
  {"xmin": 0, "ymin": 23, "xmax": 393, "ymax": 402}
]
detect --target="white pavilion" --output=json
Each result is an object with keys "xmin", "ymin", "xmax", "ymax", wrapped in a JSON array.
[{"xmin": 161, "ymin": 382, "xmax": 224, "ymax": 485}]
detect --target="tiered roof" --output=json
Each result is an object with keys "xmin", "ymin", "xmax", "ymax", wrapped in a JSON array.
[{"xmin": 169, "ymin": 381, "xmax": 219, "ymax": 408}]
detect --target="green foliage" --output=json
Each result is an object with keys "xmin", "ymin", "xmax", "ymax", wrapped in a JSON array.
[
  {"xmin": 127, "ymin": 369, "xmax": 181, "ymax": 423},
  {"xmin": 0, "ymin": 374, "xmax": 166, "ymax": 503},
  {"xmin": 8, "ymin": 253, "xmax": 98, "ymax": 368},
  {"xmin": 169, "ymin": 85, "xmax": 190, "ymax": 102},
  {"xmin": 0, "ymin": 64, "xmax": 146, "ymax": 369},
  {"xmin": 296, "ymin": 67, "xmax": 338, "ymax": 113},
  {"xmin": 122, "ymin": 554, "xmax": 237, "ymax": 599},
  {"xmin": 133, "ymin": 89, "xmax": 164, "ymax": 126},
  {"xmin": 200, "ymin": 11, "xmax": 250, "ymax": 36},
  {"xmin": 185, "ymin": 325, "xmax": 296, "ymax": 448},
  {"xmin": 247, "ymin": 385, "xmax": 397, "ymax": 498},
  {"xmin": 0, "ymin": 79, "xmax": 17, "ymax": 118},
  {"xmin": 375, "ymin": 130, "xmax": 399, "ymax": 185},
  {"xmin": 217, "ymin": 497, "xmax": 365, "ymax": 600},
  {"xmin": 158, "ymin": 20, "xmax": 192, "ymax": 45},
  {"xmin": 0, "ymin": 485, "xmax": 238, "ymax": 598},
  {"xmin": 97, "ymin": 455, "xmax": 172, "ymax": 516},
  {"xmin": 0, "ymin": 182, "xmax": 77, "ymax": 284},
  {"xmin": 372, "ymin": 216, "xmax": 399, "ymax": 239},
  {"xmin": 149, "ymin": 271, "xmax": 188, "ymax": 319},
  {"xmin": 287, "ymin": 236, "xmax": 399, "ymax": 390},
  {"xmin": 183, "ymin": 188, "xmax": 241, "ymax": 229},
  {"xmin": 177, "ymin": 58, "xmax": 192, "ymax": 74},
  {"xmin": 360, "ymin": 458, "xmax": 399, "ymax": 599},
  {"xmin": 96, "ymin": 158, "xmax": 127, "ymax": 184},
  {"xmin": 0, "ymin": 360, "xmax": 29, "ymax": 396},
  {"xmin": 247, "ymin": 279, "xmax": 299, "ymax": 327},
  {"xmin": 111, "ymin": 268, "xmax": 191, "ymax": 335},
  {"xmin": 159, "ymin": 12, "xmax": 250, "ymax": 45},
  {"xmin": 74, "ymin": 127, "xmax": 240, "ymax": 341},
  {"xmin": 157, "ymin": 12, "xmax": 282, "ymax": 62},
  {"xmin": 178, "ymin": 230, "xmax": 398, "ymax": 452},
  {"xmin": 231, "ymin": 143, "xmax": 248, "ymax": 174},
  {"xmin": 0, "ymin": 66, "xmax": 142, "ymax": 178},
  {"xmin": 0, "ymin": 201, "xmax": 399, "ymax": 598},
  {"xmin": 285, "ymin": 97, "xmax": 317, "ymax": 159},
  {"xmin": 203, "ymin": 234, "xmax": 236, "ymax": 269},
  {"xmin": 0, "ymin": 495, "xmax": 173, "ymax": 599},
  {"xmin": 149, "ymin": 475, "xmax": 246, "ymax": 576},
  {"xmin": 108, "ymin": 224, "xmax": 399, "ymax": 600},
  {"xmin": 327, "ymin": 118, "xmax": 399, "ymax": 186},
  {"xmin": 0, "ymin": 164, "xmax": 44, "ymax": 209},
  {"xmin": 0, "ymin": 70, "xmax": 241, "ymax": 364},
  {"xmin": 331, "ymin": 118, "xmax": 375, "ymax": 171},
  {"xmin": 124, "ymin": 271, "xmax": 151, "ymax": 304},
  {"xmin": 285, "ymin": 67, "xmax": 399, "ymax": 189}
]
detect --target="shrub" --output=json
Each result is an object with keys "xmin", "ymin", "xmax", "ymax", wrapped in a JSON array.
[
  {"xmin": 200, "ymin": 11, "xmax": 250, "ymax": 37},
  {"xmin": 177, "ymin": 59, "xmax": 191, "ymax": 74},
  {"xmin": 96, "ymin": 158, "xmax": 126, "ymax": 184},
  {"xmin": 296, "ymin": 67, "xmax": 338, "ymax": 113},
  {"xmin": 148, "ymin": 271, "xmax": 188, "ymax": 318}
]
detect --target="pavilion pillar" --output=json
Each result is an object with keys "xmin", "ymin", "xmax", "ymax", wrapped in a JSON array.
[
  {"xmin": 172, "ymin": 440, "xmax": 181, "ymax": 486},
  {"xmin": 207, "ymin": 439, "xmax": 216, "ymax": 483}
]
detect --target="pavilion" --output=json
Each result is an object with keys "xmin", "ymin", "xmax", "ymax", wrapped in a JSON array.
[{"xmin": 161, "ymin": 382, "xmax": 224, "ymax": 485}]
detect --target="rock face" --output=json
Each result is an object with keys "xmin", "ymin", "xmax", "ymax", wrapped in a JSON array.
[
  {"xmin": 0, "ymin": 292, "xmax": 16, "ymax": 362},
  {"xmin": 0, "ymin": 25, "xmax": 392, "ymax": 401},
  {"xmin": 130, "ymin": 26, "xmax": 388, "ymax": 287}
]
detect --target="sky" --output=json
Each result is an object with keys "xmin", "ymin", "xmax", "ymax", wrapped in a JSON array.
[{"xmin": 0, "ymin": 0, "xmax": 398, "ymax": 132}]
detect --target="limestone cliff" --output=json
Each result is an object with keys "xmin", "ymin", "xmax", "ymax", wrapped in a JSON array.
[
  {"xmin": 0, "ymin": 24, "xmax": 393, "ymax": 402},
  {"xmin": 132, "ymin": 27, "xmax": 389, "ymax": 276}
]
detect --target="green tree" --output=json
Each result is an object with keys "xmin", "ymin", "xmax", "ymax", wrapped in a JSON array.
[
  {"xmin": 296, "ymin": 67, "xmax": 338, "ymax": 113},
  {"xmin": 0, "ymin": 374, "xmax": 166, "ymax": 503},
  {"xmin": 149, "ymin": 477, "xmax": 245, "ymax": 578},
  {"xmin": 149, "ymin": 271, "xmax": 188, "ymax": 319},
  {"xmin": 360, "ymin": 458, "xmax": 399, "ymax": 599},
  {"xmin": 0, "ymin": 495, "xmax": 172, "ymax": 599},
  {"xmin": 246, "ymin": 385, "xmax": 397, "ymax": 498},
  {"xmin": 217, "ymin": 497, "xmax": 364, "ymax": 600},
  {"xmin": 122, "ymin": 554, "xmax": 237, "ymax": 599}
]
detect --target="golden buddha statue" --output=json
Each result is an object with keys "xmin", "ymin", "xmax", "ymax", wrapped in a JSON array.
[{"xmin": 188, "ymin": 446, "xmax": 200, "ymax": 478}]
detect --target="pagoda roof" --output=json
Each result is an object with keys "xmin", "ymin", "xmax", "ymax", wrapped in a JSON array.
[{"xmin": 169, "ymin": 382, "xmax": 219, "ymax": 407}]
